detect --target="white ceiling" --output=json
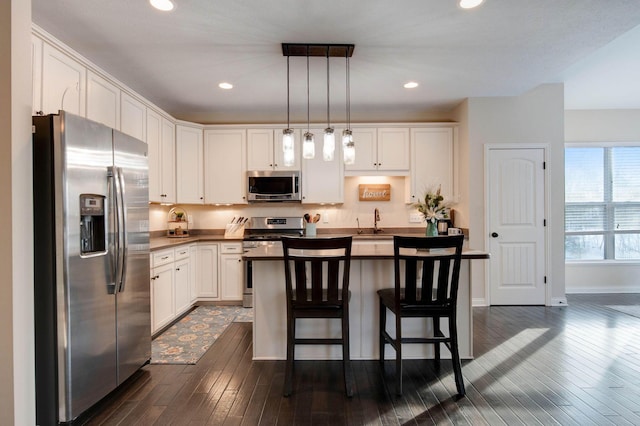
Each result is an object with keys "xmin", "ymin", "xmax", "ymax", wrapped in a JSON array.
[{"xmin": 32, "ymin": 0, "xmax": 640, "ymax": 124}]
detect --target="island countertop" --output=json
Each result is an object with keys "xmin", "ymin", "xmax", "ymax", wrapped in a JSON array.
[{"xmin": 243, "ymin": 241, "xmax": 489, "ymax": 261}]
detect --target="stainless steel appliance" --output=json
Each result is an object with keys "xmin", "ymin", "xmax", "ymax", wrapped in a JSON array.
[
  {"xmin": 33, "ymin": 111, "xmax": 150, "ymax": 425},
  {"xmin": 247, "ymin": 170, "xmax": 301, "ymax": 202},
  {"xmin": 242, "ymin": 217, "xmax": 305, "ymax": 307}
]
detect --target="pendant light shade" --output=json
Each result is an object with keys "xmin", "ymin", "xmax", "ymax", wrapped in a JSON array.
[
  {"xmin": 303, "ymin": 131, "xmax": 315, "ymax": 159},
  {"xmin": 342, "ymin": 129, "xmax": 355, "ymax": 165},
  {"xmin": 282, "ymin": 56, "xmax": 295, "ymax": 166},
  {"xmin": 323, "ymin": 128, "xmax": 335, "ymax": 161},
  {"xmin": 282, "ymin": 128, "xmax": 295, "ymax": 166}
]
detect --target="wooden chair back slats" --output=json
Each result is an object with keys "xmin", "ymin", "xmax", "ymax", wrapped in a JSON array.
[
  {"xmin": 379, "ymin": 234, "xmax": 466, "ymax": 397},
  {"xmin": 421, "ymin": 260, "xmax": 435, "ymax": 303},
  {"xmin": 281, "ymin": 236, "xmax": 354, "ymax": 397},
  {"xmin": 293, "ymin": 261, "xmax": 307, "ymax": 302}
]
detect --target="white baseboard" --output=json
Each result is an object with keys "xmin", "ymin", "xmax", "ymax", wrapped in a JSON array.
[
  {"xmin": 550, "ymin": 297, "xmax": 568, "ymax": 307},
  {"xmin": 472, "ymin": 298, "xmax": 487, "ymax": 307}
]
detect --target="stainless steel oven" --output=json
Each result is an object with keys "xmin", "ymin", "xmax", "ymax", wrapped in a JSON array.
[{"xmin": 242, "ymin": 217, "xmax": 304, "ymax": 308}]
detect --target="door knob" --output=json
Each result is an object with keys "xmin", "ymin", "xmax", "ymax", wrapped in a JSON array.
[{"xmin": 491, "ymin": 232, "xmax": 499, "ymax": 238}]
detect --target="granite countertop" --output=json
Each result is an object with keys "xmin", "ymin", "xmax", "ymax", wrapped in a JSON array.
[
  {"xmin": 149, "ymin": 228, "xmax": 470, "ymax": 252},
  {"xmin": 150, "ymin": 235, "xmax": 242, "ymax": 251},
  {"xmin": 242, "ymin": 243, "xmax": 489, "ymax": 261}
]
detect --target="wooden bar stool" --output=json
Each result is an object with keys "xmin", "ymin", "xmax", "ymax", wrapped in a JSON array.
[
  {"xmin": 378, "ymin": 235, "xmax": 465, "ymax": 397},
  {"xmin": 281, "ymin": 236, "xmax": 354, "ymax": 397}
]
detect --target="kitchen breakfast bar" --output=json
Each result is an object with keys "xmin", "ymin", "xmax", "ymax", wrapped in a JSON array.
[{"xmin": 242, "ymin": 239, "xmax": 489, "ymax": 361}]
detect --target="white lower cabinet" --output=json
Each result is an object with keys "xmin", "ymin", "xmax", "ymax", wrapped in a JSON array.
[
  {"xmin": 150, "ymin": 241, "xmax": 244, "ymax": 332},
  {"xmin": 219, "ymin": 243, "xmax": 244, "ymax": 301},
  {"xmin": 151, "ymin": 249, "xmax": 176, "ymax": 333},
  {"xmin": 189, "ymin": 244, "xmax": 198, "ymax": 303},
  {"xmin": 174, "ymin": 246, "xmax": 192, "ymax": 315},
  {"xmin": 197, "ymin": 243, "xmax": 219, "ymax": 300}
]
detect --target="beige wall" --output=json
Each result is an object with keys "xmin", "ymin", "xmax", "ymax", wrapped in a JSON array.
[
  {"xmin": 151, "ymin": 176, "xmax": 449, "ymax": 232},
  {"xmin": 565, "ymin": 108, "xmax": 640, "ymax": 293},
  {"xmin": 464, "ymin": 84, "xmax": 566, "ymax": 305},
  {"xmin": 1, "ymin": 0, "xmax": 35, "ymax": 424},
  {"xmin": 566, "ymin": 109, "xmax": 640, "ymax": 142}
]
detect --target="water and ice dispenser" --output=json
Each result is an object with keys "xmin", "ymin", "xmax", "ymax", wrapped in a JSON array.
[{"xmin": 79, "ymin": 194, "xmax": 106, "ymax": 255}]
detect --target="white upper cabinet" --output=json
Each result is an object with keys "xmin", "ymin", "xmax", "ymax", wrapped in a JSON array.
[
  {"xmin": 407, "ymin": 127, "xmax": 456, "ymax": 204},
  {"xmin": 345, "ymin": 127, "xmax": 410, "ymax": 175},
  {"xmin": 41, "ymin": 43, "xmax": 86, "ymax": 116},
  {"xmin": 204, "ymin": 129, "xmax": 247, "ymax": 204},
  {"xmin": 120, "ymin": 92, "xmax": 146, "ymax": 141},
  {"xmin": 176, "ymin": 124, "xmax": 204, "ymax": 204},
  {"xmin": 147, "ymin": 109, "xmax": 176, "ymax": 203},
  {"xmin": 301, "ymin": 128, "xmax": 344, "ymax": 204},
  {"xmin": 247, "ymin": 129, "xmax": 300, "ymax": 171},
  {"xmin": 86, "ymin": 70, "xmax": 120, "ymax": 129},
  {"xmin": 343, "ymin": 127, "xmax": 376, "ymax": 173}
]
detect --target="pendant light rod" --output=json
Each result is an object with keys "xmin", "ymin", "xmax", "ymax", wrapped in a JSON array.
[
  {"xmin": 326, "ymin": 52, "xmax": 330, "ymax": 128},
  {"xmin": 346, "ymin": 52, "xmax": 350, "ymax": 129},
  {"xmin": 306, "ymin": 53, "xmax": 310, "ymax": 133},
  {"xmin": 286, "ymin": 55, "xmax": 290, "ymax": 128}
]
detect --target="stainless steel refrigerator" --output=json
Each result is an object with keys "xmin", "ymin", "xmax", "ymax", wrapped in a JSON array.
[{"xmin": 33, "ymin": 111, "xmax": 151, "ymax": 425}]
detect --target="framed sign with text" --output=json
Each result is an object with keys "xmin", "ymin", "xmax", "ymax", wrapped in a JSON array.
[{"xmin": 358, "ymin": 184, "xmax": 391, "ymax": 201}]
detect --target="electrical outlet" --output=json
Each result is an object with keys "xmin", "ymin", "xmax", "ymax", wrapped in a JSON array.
[
  {"xmin": 409, "ymin": 213, "xmax": 423, "ymax": 223},
  {"xmin": 322, "ymin": 210, "xmax": 329, "ymax": 223},
  {"xmin": 188, "ymin": 215, "xmax": 193, "ymax": 224}
]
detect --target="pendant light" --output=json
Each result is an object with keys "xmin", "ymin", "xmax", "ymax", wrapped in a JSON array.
[
  {"xmin": 302, "ymin": 53, "xmax": 315, "ymax": 159},
  {"xmin": 282, "ymin": 56, "xmax": 295, "ymax": 167},
  {"xmin": 342, "ymin": 51, "xmax": 355, "ymax": 165},
  {"xmin": 323, "ymin": 52, "xmax": 335, "ymax": 161}
]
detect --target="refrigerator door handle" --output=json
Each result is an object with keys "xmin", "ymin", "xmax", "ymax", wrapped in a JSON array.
[
  {"xmin": 107, "ymin": 167, "xmax": 118, "ymax": 294},
  {"xmin": 112, "ymin": 166, "xmax": 126, "ymax": 293},
  {"xmin": 116, "ymin": 167, "xmax": 128, "ymax": 292}
]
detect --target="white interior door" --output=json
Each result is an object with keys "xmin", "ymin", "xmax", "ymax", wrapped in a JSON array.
[{"xmin": 488, "ymin": 148, "xmax": 546, "ymax": 305}]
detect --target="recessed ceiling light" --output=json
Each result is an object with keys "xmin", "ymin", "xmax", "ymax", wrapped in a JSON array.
[
  {"xmin": 404, "ymin": 82, "xmax": 419, "ymax": 89},
  {"xmin": 459, "ymin": 0, "xmax": 484, "ymax": 9},
  {"xmin": 150, "ymin": 0, "xmax": 174, "ymax": 12},
  {"xmin": 218, "ymin": 82, "xmax": 233, "ymax": 90}
]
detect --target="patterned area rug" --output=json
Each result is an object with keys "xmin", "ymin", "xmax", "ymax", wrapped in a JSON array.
[
  {"xmin": 151, "ymin": 305, "xmax": 253, "ymax": 364},
  {"xmin": 606, "ymin": 305, "xmax": 640, "ymax": 319}
]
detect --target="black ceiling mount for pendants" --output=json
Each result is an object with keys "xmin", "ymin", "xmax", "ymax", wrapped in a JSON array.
[{"xmin": 282, "ymin": 43, "xmax": 355, "ymax": 58}]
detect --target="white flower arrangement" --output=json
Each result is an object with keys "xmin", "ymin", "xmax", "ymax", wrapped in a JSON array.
[{"xmin": 413, "ymin": 185, "xmax": 452, "ymax": 224}]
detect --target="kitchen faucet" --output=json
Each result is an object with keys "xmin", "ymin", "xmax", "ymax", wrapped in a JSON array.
[{"xmin": 373, "ymin": 208, "xmax": 382, "ymax": 233}]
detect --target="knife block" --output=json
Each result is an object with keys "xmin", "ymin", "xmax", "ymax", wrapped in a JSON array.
[{"xmin": 224, "ymin": 223, "xmax": 245, "ymax": 238}]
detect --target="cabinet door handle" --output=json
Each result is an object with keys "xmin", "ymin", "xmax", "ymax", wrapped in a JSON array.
[{"xmin": 176, "ymin": 267, "xmax": 180, "ymax": 271}]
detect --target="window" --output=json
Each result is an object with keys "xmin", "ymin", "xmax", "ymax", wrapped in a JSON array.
[{"xmin": 565, "ymin": 145, "xmax": 640, "ymax": 260}]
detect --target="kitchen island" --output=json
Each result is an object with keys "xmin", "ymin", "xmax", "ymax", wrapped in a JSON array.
[{"xmin": 243, "ymin": 240, "xmax": 489, "ymax": 361}]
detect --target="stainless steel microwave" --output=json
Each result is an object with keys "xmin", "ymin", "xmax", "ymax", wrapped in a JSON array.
[{"xmin": 247, "ymin": 170, "xmax": 301, "ymax": 202}]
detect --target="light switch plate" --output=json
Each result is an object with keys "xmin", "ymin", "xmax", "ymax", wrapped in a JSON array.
[{"xmin": 409, "ymin": 213, "xmax": 423, "ymax": 223}]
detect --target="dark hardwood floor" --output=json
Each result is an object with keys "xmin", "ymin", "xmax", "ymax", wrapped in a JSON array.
[{"xmin": 81, "ymin": 294, "xmax": 640, "ymax": 425}]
